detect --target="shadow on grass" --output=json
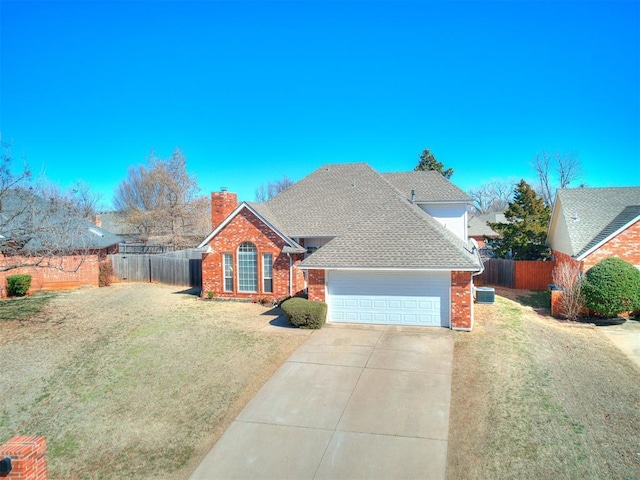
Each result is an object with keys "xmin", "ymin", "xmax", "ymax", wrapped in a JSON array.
[
  {"xmin": 268, "ymin": 314, "xmax": 298, "ymax": 329},
  {"xmin": 173, "ymin": 287, "xmax": 202, "ymax": 296},
  {"xmin": 515, "ymin": 290, "xmax": 551, "ymax": 315}
]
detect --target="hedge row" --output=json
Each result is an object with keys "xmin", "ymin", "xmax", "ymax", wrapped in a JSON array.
[{"xmin": 281, "ymin": 297, "xmax": 327, "ymax": 329}]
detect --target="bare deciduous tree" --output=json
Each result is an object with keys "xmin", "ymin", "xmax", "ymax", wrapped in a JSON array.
[
  {"xmin": 552, "ymin": 261, "xmax": 585, "ymax": 321},
  {"xmin": 0, "ymin": 141, "xmax": 104, "ymax": 273},
  {"xmin": 532, "ymin": 151, "xmax": 583, "ymax": 206},
  {"xmin": 113, "ymin": 149, "xmax": 210, "ymax": 247},
  {"xmin": 468, "ymin": 179, "xmax": 515, "ymax": 214},
  {"xmin": 254, "ymin": 175, "xmax": 294, "ymax": 202}
]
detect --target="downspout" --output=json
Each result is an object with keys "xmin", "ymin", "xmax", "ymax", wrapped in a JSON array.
[
  {"xmin": 286, "ymin": 253, "xmax": 292, "ymax": 297},
  {"xmin": 452, "ymin": 239, "xmax": 485, "ymax": 332}
]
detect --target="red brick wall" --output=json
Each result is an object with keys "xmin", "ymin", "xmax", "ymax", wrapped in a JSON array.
[
  {"xmin": 582, "ymin": 220, "xmax": 640, "ymax": 270},
  {"xmin": 211, "ymin": 191, "xmax": 238, "ymax": 229},
  {"xmin": 451, "ymin": 271, "xmax": 473, "ymax": 330},
  {"xmin": 201, "ymin": 207, "xmax": 305, "ymax": 301},
  {"xmin": 0, "ymin": 255, "xmax": 99, "ymax": 297},
  {"xmin": 307, "ymin": 269, "xmax": 326, "ymax": 302},
  {"xmin": 0, "ymin": 436, "xmax": 47, "ymax": 479}
]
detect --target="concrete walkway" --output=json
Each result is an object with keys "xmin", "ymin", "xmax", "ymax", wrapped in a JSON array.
[{"xmin": 190, "ymin": 323, "xmax": 453, "ymax": 480}]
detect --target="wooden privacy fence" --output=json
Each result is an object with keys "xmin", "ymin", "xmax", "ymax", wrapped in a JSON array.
[
  {"xmin": 109, "ymin": 249, "xmax": 203, "ymax": 288},
  {"xmin": 476, "ymin": 258, "xmax": 556, "ymax": 290}
]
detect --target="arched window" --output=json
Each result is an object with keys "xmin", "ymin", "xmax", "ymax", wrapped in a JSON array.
[{"xmin": 237, "ymin": 242, "xmax": 258, "ymax": 292}]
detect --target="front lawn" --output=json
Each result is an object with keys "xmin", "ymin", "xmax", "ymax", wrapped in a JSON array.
[
  {"xmin": 0, "ymin": 283, "xmax": 309, "ymax": 479},
  {"xmin": 0, "ymin": 292, "xmax": 57, "ymax": 321},
  {"xmin": 447, "ymin": 289, "xmax": 640, "ymax": 479}
]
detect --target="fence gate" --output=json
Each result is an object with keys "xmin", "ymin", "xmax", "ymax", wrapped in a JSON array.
[
  {"xmin": 109, "ymin": 249, "xmax": 203, "ymax": 289},
  {"xmin": 477, "ymin": 258, "xmax": 515, "ymax": 288}
]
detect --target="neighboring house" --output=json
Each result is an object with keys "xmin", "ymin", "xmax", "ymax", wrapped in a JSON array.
[
  {"xmin": 547, "ymin": 187, "xmax": 640, "ymax": 271},
  {"xmin": 95, "ymin": 211, "xmax": 141, "ymax": 243},
  {"xmin": 0, "ymin": 189, "xmax": 122, "ymax": 293},
  {"xmin": 468, "ymin": 211, "xmax": 506, "ymax": 250},
  {"xmin": 198, "ymin": 163, "xmax": 483, "ymax": 330}
]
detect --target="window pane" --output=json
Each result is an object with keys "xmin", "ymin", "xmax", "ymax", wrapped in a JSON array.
[
  {"xmin": 262, "ymin": 253, "xmax": 273, "ymax": 293},
  {"xmin": 238, "ymin": 242, "xmax": 258, "ymax": 292},
  {"xmin": 223, "ymin": 253, "xmax": 233, "ymax": 292}
]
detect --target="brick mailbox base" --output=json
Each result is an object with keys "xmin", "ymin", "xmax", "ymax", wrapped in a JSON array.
[{"xmin": 0, "ymin": 436, "xmax": 47, "ymax": 479}]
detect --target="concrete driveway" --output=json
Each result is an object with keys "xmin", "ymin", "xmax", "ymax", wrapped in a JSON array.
[
  {"xmin": 599, "ymin": 319, "xmax": 640, "ymax": 369},
  {"xmin": 190, "ymin": 323, "xmax": 453, "ymax": 480}
]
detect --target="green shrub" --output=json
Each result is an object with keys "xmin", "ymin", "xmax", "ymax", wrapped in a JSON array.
[
  {"xmin": 281, "ymin": 297, "xmax": 327, "ymax": 329},
  {"xmin": 7, "ymin": 274, "xmax": 32, "ymax": 297},
  {"xmin": 99, "ymin": 261, "xmax": 114, "ymax": 287},
  {"xmin": 582, "ymin": 258, "xmax": 640, "ymax": 318}
]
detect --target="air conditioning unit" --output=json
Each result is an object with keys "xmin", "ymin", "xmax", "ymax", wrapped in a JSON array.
[{"xmin": 475, "ymin": 286, "xmax": 495, "ymax": 304}]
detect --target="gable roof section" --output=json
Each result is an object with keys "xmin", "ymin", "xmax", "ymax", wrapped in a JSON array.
[
  {"xmin": 264, "ymin": 163, "xmax": 480, "ymax": 270},
  {"xmin": 549, "ymin": 187, "xmax": 640, "ymax": 259},
  {"xmin": 468, "ymin": 212, "xmax": 507, "ymax": 238},
  {"xmin": 382, "ymin": 171, "xmax": 472, "ymax": 203},
  {"xmin": 197, "ymin": 202, "xmax": 304, "ymax": 253}
]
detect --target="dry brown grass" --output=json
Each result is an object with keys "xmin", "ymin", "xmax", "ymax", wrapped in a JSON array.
[
  {"xmin": 0, "ymin": 283, "xmax": 310, "ymax": 479},
  {"xmin": 447, "ymin": 288, "xmax": 640, "ymax": 480}
]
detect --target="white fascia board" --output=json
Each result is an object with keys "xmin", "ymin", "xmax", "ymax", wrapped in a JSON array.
[
  {"xmin": 576, "ymin": 215, "xmax": 640, "ymax": 261},
  {"xmin": 546, "ymin": 194, "xmax": 561, "ymax": 245},
  {"xmin": 197, "ymin": 202, "xmax": 300, "ymax": 250}
]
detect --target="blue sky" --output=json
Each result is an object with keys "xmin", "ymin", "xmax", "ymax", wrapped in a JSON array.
[{"xmin": 1, "ymin": 0, "xmax": 639, "ymax": 209}]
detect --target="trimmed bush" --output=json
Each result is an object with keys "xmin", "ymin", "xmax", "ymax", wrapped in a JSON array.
[
  {"xmin": 7, "ymin": 274, "xmax": 32, "ymax": 297},
  {"xmin": 99, "ymin": 261, "xmax": 114, "ymax": 287},
  {"xmin": 281, "ymin": 297, "xmax": 327, "ymax": 329},
  {"xmin": 582, "ymin": 258, "xmax": 640, "ymax": 318}
]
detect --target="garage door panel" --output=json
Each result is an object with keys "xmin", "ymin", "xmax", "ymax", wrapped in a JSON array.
[{"xmin": 327, "ymin": 270, "xmax": 450, "ymax": 327}]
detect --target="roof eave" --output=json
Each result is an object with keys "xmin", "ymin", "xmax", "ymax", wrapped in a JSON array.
[
  {"xmin": 197, "ymin": 202, "xmax": 302, "ymax": 250},
  {"xmin": 575, "ymin": 214, "xmax": 640, "ymax": 261}
]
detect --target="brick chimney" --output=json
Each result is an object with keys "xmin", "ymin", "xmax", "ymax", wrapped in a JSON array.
[{"xmin": 211, "ymin": 188, "xmax": 238, "ymax": 229}]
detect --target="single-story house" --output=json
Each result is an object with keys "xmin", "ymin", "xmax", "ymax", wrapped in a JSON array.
[
  {"xmin": 0, "ymin": 189, "xmax": 122, "ymax": 293},
  {"xmin": 198, "ymin": 163, "xmax": 484, "ymax": 330},
  {"xmin": 547, "ymin": 186, "xmax": 640, "ymax": 271}
]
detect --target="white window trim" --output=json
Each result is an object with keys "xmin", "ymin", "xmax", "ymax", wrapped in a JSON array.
[
  {"xmin": 262, "ymin": 253, "xmax": 273, "ymax": 293},
  {"xmin": 223, "ymin": 253, "xmax": 233, "ymax": 292},
  {"xmin": 238, "ymin": 242, "xmax": 258, "ymax": 293}
]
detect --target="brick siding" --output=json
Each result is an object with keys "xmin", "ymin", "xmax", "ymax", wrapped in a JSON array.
[
  {"xmin": 451, "ymin": 271, "xmax": 473, "ymax": 329},
  {"xmin": 307, "ymin": 269, "xmax": 326, "ymax": 302},
  {"xmin": 201, "ymin": 207, "xmax": 305, "ymax": 301},
  {"xmin": 582, "ymin": 219, "xmax": 640, "ymax": 270}
]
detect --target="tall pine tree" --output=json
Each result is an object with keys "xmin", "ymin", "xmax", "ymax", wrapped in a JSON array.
[
  {"xmin": 487, "ymin": 180, "xmax": 551, "ymax": 260},
  {"xmin": 414, "ymin": 149, "xmax": 454, "ymax": 178}
]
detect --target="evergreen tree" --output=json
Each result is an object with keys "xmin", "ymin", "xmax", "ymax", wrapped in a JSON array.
[
  {"xmin": 487, "ymin": 179, "xmax": 551, "ymax": 260},
  {"xmin": 414, "ymin": 148, "xmax": 454, "ymax": 178}
]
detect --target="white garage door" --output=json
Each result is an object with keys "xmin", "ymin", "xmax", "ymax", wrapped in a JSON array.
[{"xmin": 327, "ymin": 270, "xmax": 450, "ymax": 327}]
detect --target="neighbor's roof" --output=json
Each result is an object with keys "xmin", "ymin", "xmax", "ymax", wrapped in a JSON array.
[
  {"xmin": 0, "ymin": 189, "xmax": 122, "ymax": 251},
  {"xmin": 552, "ymin": 187, "xmax": 640, "ymax": 258},
  {"xmin": 468, "ymin": 212, "xmax": 507, "ymax": 238},
  {"xmin": 382, "ymin": 171, "xmax": 472, "ymax": 202},
  {"xmin": 261, "ymin": 163, "xmax": 480, "ymax": 270}
]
